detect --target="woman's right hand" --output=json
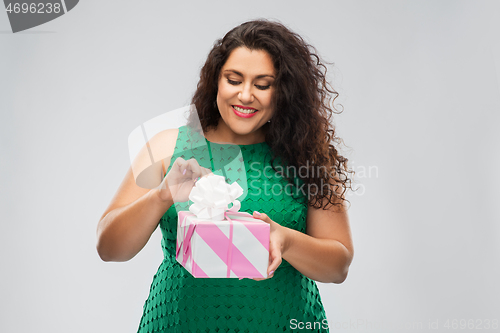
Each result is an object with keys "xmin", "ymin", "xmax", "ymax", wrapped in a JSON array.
[{"xmin": 158, "ymin": 157, "xmax": 213, "ymax": 203}]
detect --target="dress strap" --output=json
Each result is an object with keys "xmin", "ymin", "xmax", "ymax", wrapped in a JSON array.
[{"xmin": 206, "ymin": 139, "xmax": 215, "ymax": 170}]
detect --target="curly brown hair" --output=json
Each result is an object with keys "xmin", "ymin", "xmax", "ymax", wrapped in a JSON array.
[{"xmin": 190, "ymin": 19, "xmax": 355, "ymax": 210}]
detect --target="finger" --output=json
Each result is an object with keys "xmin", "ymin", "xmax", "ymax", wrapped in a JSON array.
[
  {"xmin": 200, "ymin": 167, "xmax": 213, "ymax": 177},
  {"xmin": 174, "ymin": 157, "xmax": 198, "ymax": 178},
  {"xmin": 253, "ymin": 211, "xmax": 272, "ymax": 223},
  {"xmin": 172, "ymin": 157, "xmax": 187, "ymax": 174},
  {"xmin": 166, "ymin": 158, "xmax": 189, "ymax": 187},
  {"xmin": 185, "ymin": 158, "xmax": 203, "ymax": 180},
  {"xmin": 167, "ymin": 159, "xmax": 199, "ymax": 193},
  {"xmin": 195, "ymin": 167, "xmax": 213, "ymax": 182},
  {"xmin": 252, "ymin": 277, "xmax": 266, "ymax": 281},
  {"xmin": 191, "ymin": 168, "xmax": 213, "ymax": 186},
  {"xmin": 268, "ymin": 249, "xmax": 282, "ymax": 276}
]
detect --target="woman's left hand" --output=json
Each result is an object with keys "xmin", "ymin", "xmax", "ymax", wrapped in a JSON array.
[{"xmin": 250, "ymin": 211, "xmax": 287, "ymax": 280}]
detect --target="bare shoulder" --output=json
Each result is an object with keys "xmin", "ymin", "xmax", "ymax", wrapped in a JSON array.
[
  {"xmin": 145, "ymin": 127, "xmax": 180, "ymax": 161},
  {"xmin": 132, "ymin": 128, "xmax": 180, "ymax": 189},
  {"xmin": 99, "ymin": 128, "xmax": 180, "ymax": 221}
]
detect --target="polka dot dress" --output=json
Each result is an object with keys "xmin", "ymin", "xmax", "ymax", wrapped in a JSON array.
[{"xmin": 136, "ymin": 125, "xmax": 329, "ymax": 332}]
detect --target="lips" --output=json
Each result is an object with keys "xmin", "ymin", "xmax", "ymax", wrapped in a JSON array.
[
  {"xmin": 232, "ymin": 105, "xmax": 259, "ymax": 118},
  {"xmin": 233, "ymin": 105, "xmax": 257, "ymax": 113}
]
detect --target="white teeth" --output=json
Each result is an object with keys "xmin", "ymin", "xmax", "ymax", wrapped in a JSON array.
[{"xmin": 233, "ymin": 106, "xmax": 257, "ymax": 114}]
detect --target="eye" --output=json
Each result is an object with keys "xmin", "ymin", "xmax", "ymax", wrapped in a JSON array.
[
  {"xmin": 227, "ymin": 79, "xmax": 241, "ymax": 86},
  {"xmin": 255, "ymin": 84, "xmax": 271, "ymax": 90}
]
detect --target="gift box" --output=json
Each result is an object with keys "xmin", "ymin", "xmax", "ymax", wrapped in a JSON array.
[{"xmin": 176, "ymin": 175, "xmax": 270, "ymax": 278}]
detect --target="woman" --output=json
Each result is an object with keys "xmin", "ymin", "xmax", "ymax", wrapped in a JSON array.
[{"xmin": 97, "ymin": 19, "xmax": 354, "ymax": 332}]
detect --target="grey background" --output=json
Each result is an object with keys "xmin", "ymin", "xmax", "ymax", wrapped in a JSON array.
[{"xmin": 1, "ymin": 0, "xmax": 499, "ymax": 332}]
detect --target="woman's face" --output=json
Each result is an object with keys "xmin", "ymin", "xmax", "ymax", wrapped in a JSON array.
[{"xmin": 216, "ymin": 47, "xmax": 276, "ymax": 143}]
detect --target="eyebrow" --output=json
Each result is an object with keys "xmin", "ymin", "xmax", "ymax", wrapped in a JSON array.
[{"xmin": 223, "ymin": 69, "xmax": 275, "ymax": 79}]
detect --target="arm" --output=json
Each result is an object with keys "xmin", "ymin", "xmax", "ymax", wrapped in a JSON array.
[
  {"xmin": 284, "ymin": 199, "xmax": 353, "ymax": 283},
  {"xmin": 96, "ymin": 129, "xmax": 178, "ymax": 262},
  {"xmin": 254, "ymin": 196, "xmax": 354, "ymax": 284},
  {"xmin": 96, "ymin": 128, "xmax": 213, "ymax": 262},
  {"xmin": 96, "ymin": 174, "xmax": 173, "ymax": 262}
]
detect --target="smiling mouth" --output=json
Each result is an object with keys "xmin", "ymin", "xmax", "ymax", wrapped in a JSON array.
[{"xmin": 232, "ymin": 105, "xmax": 258, "ymax": 114}]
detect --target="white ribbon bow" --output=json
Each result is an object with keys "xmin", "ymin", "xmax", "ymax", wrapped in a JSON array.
[{"xmin": 188, "ymin": 174, "xmax": 244, "ymax": 220}]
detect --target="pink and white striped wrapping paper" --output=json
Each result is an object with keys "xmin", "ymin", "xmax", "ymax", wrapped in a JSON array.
[{"xmin": 176, "ymin": 211, "xmax": 270, "ymax": 278}]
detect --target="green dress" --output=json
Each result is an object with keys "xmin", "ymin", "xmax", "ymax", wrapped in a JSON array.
[{"xmin": 137, "ymin": 125, "xmax": 329, "ymax": 332}]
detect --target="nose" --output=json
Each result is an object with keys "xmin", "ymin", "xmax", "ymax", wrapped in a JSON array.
[{"xmin": 238, "ymin": 83, "xmax": 254, "ymax": 104}]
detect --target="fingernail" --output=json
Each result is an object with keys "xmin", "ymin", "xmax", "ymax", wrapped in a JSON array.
[
  {"xmin": 182, "ymin": 169, "xmax": 186, "ymax": 175},
  {"xmin": 269, "ymin": 270, "xmax": 274, "ymax": 275},
  {"xmin": 254, "ymin": 211, "xmax": 261, "ymax": 216}
]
